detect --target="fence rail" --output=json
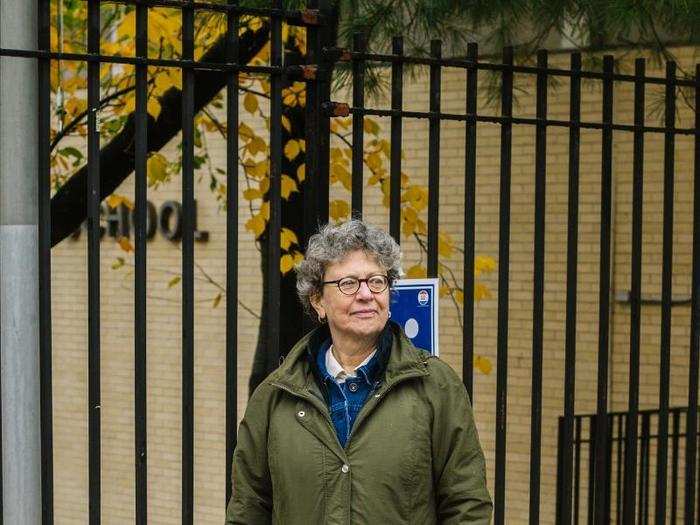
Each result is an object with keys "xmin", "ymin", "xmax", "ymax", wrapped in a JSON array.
[{"xmin": 0, "ymin": 0, "xmax": 699, "ymax": 523}]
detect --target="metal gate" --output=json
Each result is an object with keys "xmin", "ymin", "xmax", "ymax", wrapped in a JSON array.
[{"xmin": 1, "ymin": 0, "xmax": 699, "ymax": 524}]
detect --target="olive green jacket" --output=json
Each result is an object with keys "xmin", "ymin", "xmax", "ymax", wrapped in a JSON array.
[{"xmin": 225, "ymin": 322, "xmax": 492, "ymax": 524}]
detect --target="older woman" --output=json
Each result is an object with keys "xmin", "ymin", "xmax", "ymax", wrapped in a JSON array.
[{"xmin": 226, "ymin": 220, "xmax": 492, "ymax": 524}]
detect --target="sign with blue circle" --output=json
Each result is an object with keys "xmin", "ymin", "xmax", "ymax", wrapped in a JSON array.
[{"xmin": 389, "ymin": 278, "xmax": 439, "ymax": 356}]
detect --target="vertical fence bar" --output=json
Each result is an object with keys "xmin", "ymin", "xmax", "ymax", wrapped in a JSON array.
[
  {"xmin": 315, "ymin": 0, "xmax": 332, "ymax": 224},
  {"xmin": 623, "ymin": 57, "xmax": 645, "ymax": 524},
  {"xmin": 267, "ymin": 0, "xmax": 283, "ymax": 383},
  {"xmin": 134, "ymin": 2, "xmax": 148, "ymax": 522},
  {"xmin": 528, "ymin": 49, "xmax": 547, "ymax": 525},
  {"xmin": 493, "ymin": 46, "xmax": 513, "ymax": 525},
  {"xmin": 351, "ymin": 33, "xmax": 365, "ymax": 218},
  {"xmin": 389, "ymin": 36, "xmax": 403, "ymax": 243},
  {"xmin": 225, "ymin": 0, "xmax": 240, "ymax": 508},
  {"xmin": 304, "ymin": 0, "xmax": 320, "ymax": 243},
  {"xmin": 616, "ymin": 414, "xmax": 623, "ymax": 525},
  {"xmin": 593, "ymin": 55, "xmax": 615, "ymax": 525},
  {"xmin": 654, "ymin": 60, "xmax": 676, "ymax": 525},
  {"xmin": 562, "ymin": 52, "xmax": 582, "ymax": 525},
  {"xmin": 181, "ymin": 1, "xmax": 195, "ymax": 522},
  {"xmin": 462, "ymin": 42, "xmax": 478, "ymax": 399},
  {"xmin": 86, "ymin": 2, "xmax": 101, "ymax": 522},
  {"xmin": 588, "ymin": 417, "xmax": 597, "ymax": 525},
  {"xmin": 641, "ymin": 414, "xmax": 651, "ymax": 524},
  {"xmin": 426, "ymin": 40, "xmax": 441, "ymax": 277},
  {"xmin": 557, "ymin": 417, "xmax": 565, "ymax": 521},
  {"xmin": 685, "ymin": 63, "xmax": 700, "ymax": 525},
  {"xmin": 575, "ymin": 417, "xmax": 582, "ymax": 525},
  {"xmin": 38, "ymin": 0, "xmax": 53, "ymax": 522},
  {"xmin": 671, "ymin": 410, "xmax": 680, "ymax": 524}
]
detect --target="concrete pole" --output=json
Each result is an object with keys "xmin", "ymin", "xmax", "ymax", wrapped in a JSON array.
[{"xmin": 0, "ymin": 0, "xmax": 43, "ymax": 523}]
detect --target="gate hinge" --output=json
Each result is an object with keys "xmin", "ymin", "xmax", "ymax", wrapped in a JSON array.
[
  {"xmin": 322, "ymin": 102, "xmax": 350, "ymax": 117},
  {"xmin": 286, "ymin": 65, "xmax": 318, "ymax": 80}
]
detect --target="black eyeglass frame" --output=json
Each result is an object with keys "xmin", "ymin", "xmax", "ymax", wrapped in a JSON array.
[{"xmin": 322, "ymin": 274, "xmax": 391, "ymax": 295}]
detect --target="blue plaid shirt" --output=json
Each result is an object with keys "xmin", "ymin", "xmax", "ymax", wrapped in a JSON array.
[{"xmin": 316, "ymin": 339, "xmax": 382, "ymax": 448}]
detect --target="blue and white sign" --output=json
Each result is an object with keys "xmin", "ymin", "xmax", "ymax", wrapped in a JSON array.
[{"xmin": 389, "ymin": 278, "xmax": 439, "ymax": 356}]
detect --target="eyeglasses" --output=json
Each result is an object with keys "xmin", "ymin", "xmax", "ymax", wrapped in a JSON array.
[{"xmin": 322, "ymin": 274, "xmax": 390, "ymax": 295}]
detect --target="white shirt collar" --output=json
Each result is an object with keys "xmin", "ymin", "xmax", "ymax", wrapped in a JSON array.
[{"xmin": 325, "ymin": 345, "xmax": 377, "ymax": 384}]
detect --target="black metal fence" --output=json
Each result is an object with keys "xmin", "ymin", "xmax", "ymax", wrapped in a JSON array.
[
  {"xmin": 0, "ymin": 0, "xmax": 699, "ymax": 524},
  {"xmin": 557, "ymin": 407, "xmax": 700, "ymax": 524}
]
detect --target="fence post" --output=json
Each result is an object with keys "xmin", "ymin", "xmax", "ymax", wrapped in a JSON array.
[{"xmin": 0, "ymin": 0, "xmax": 43, "ymax": 523}]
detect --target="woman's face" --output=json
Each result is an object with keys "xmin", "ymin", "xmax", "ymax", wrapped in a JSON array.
[{"xmin": 311, "ymin": 250, "xmax": 391, "ymax": 342}]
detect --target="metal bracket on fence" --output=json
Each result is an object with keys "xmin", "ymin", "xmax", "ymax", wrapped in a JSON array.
[
  {"xmin": 286, "ymin": 9, "xmax": 323, "ymax": 27},
  {"xmin": 323, "ymin": 46, "xmax": 352, "ymax": 62},
  {"xmin": 322, "ymin": 101, "xmax": 350, "ymax": 117},
  {"xmin": 286, "ymin": 65, "xmax": 318, "ymax": 80}
]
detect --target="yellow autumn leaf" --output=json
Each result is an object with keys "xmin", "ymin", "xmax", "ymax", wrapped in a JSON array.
[
  {"xmin": 111, "ymin": 257, "xmax": 125, "ymax": 270},
  {"xmin": 147, "ymin": 153, "xmax": 169, "ymax": 187},
  {"xmin": 106, "ymin": 194, "xmax": 123, "ymax": 209},
  {"xmin": 243, "ymin": 188, "xmax": 263, "ymax": 201},
  {"xmin": 280, "ymin": 254, "xmax": 295, "ymax": 274},
  {"xmin": 168, "ymin": 275, "xmax": 181, "ymax": 288},
  {"xmin": 293, "ymin": 251, "xmax": 304, "ymax": 265},
  {"xmin": 147, "ymin": 97, "xmax": 162, "ymax": 118},
  {"xmin": 475, "ymin": 255, "xmax": 497, "ymax": 276},
  {"xmin": 284, "ymin": 140, "xmax": 301, "ymax": 161},
  {"xmin": 243, "ymin": 92, "xmax": 259, "ymax": 114},
  {"xmin": 245, "ymin": 213, "xmax": 266, "ymax": 238},
  {"xmin": 261, "ymin": 201, "xmax": 270, "ymax": 220},
  {"xmin": 363, "ymin": 118, "xmax": 380, "ymax": 135},
  {"xmin": 247, "ymin": 136, "xmax": 267, "ymax": 156},
  {"xmin": 331, "ymin": 162, "xmax": 351, "ymax": 191},
  {"xmin": 246, "ymin": 160, "xmax": 268, "ymax": 180},
  {"xmin": 454, "ymin": 289, "xmax": 464, "ymax": 305},
  {"xmin": 474, "ymin": 283, "xmax": 491, "ymax": 301},
  {"xmin": 402, "ymin": 185, "xmax": 429, "ymax": 211},
  {"xmin": 281, "ymin": 175, "xmax": 298, "ymax": 199},
  {"xmin": 238, "ymin": 122, "xmax": 255, "ymax": 140},
  {"xmin": 474, "ymin": 356, "xmax": 493, "ymax": 375},
  {"xmin": 438, "ymin": 232, "xmax": 455, "ymax": 258},
  {"xmin": 405, "ymin": 265, "xmax": 427, "ymax": 278},
  {"xmin": 117, "ymin": 236, "xmax": 134, "ymax": 253},
  {"xmin": 439, "ymin": 285, "xmax": 451, "ymax": 298},
  {"xmin": 281, "ymin": 115, "xmax": 292, "ymax": 133},
  {"xmin": 123, "ymin": 94, "xmax": 136, "ymax": 114},
  {"xmin": 365, "ymin": 151, "xmax": 382, "ymax": 172},
  {"xmin": 402, "ymin": 207, "xmax": 418, "ymax": 236},
  {"xmin": 212, "ymin": 293, "xmax": 222, "ymax": 308},
  {"xmin": 280, "ymin": 228, "xmax": 298, "ymax": 250},
  {"xmin": 329, "ymin": 200, "xmax": 350, "ymax": 221},
  {"xmin": 296, "ymin": 163, "xmax": 306, "ymax": 182},
  {"xmin": 259, "ymin": 177, "xmax": 270, "ymax": 194}
]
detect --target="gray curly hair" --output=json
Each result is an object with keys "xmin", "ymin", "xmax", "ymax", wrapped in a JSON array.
[{"xmin": 296, "ymin": 220, "xmax": 403, "ymax": 316}]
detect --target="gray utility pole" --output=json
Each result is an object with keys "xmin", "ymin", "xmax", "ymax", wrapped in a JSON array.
[{"xmin": 0, "ymin": 0, "xmax": 43, "ymax": 523}]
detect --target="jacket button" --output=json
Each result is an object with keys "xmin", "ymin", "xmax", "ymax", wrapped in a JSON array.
[
  {"xmin": 341, "ymin": 464, "xmax": 350, "ymax": 473},
  {"xmin": 297, "ymin": 410, "xmax": 305, "ymax": 418},
  {"xmin": 348, "ymin": 382, "xmax": 358, "ymax": 392}
]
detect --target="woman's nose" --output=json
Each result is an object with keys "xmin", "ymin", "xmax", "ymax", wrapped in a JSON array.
[{"xmin": 356, "ymin": 281, "xmax": 374, "ymax": 299}]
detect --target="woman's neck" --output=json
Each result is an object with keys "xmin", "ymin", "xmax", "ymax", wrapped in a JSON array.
[{"xmin": 329, "ymin": 332, "xmax": 377, "ymax": 372}]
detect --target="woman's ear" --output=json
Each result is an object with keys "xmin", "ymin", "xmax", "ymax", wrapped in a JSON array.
[{"xmin": 310, "ymin": 293, "xmax": 326, "ymax": 322}]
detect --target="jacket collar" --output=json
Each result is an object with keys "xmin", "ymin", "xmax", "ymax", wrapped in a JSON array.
[{"xmin": 270, "ymin": 320, "xmax": 430, "ymax": 395}]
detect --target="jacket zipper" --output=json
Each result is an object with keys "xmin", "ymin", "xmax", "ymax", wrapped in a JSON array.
[{"xmin": 344, "ymin": 368, "xmax": 427, "ymax": 447}]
